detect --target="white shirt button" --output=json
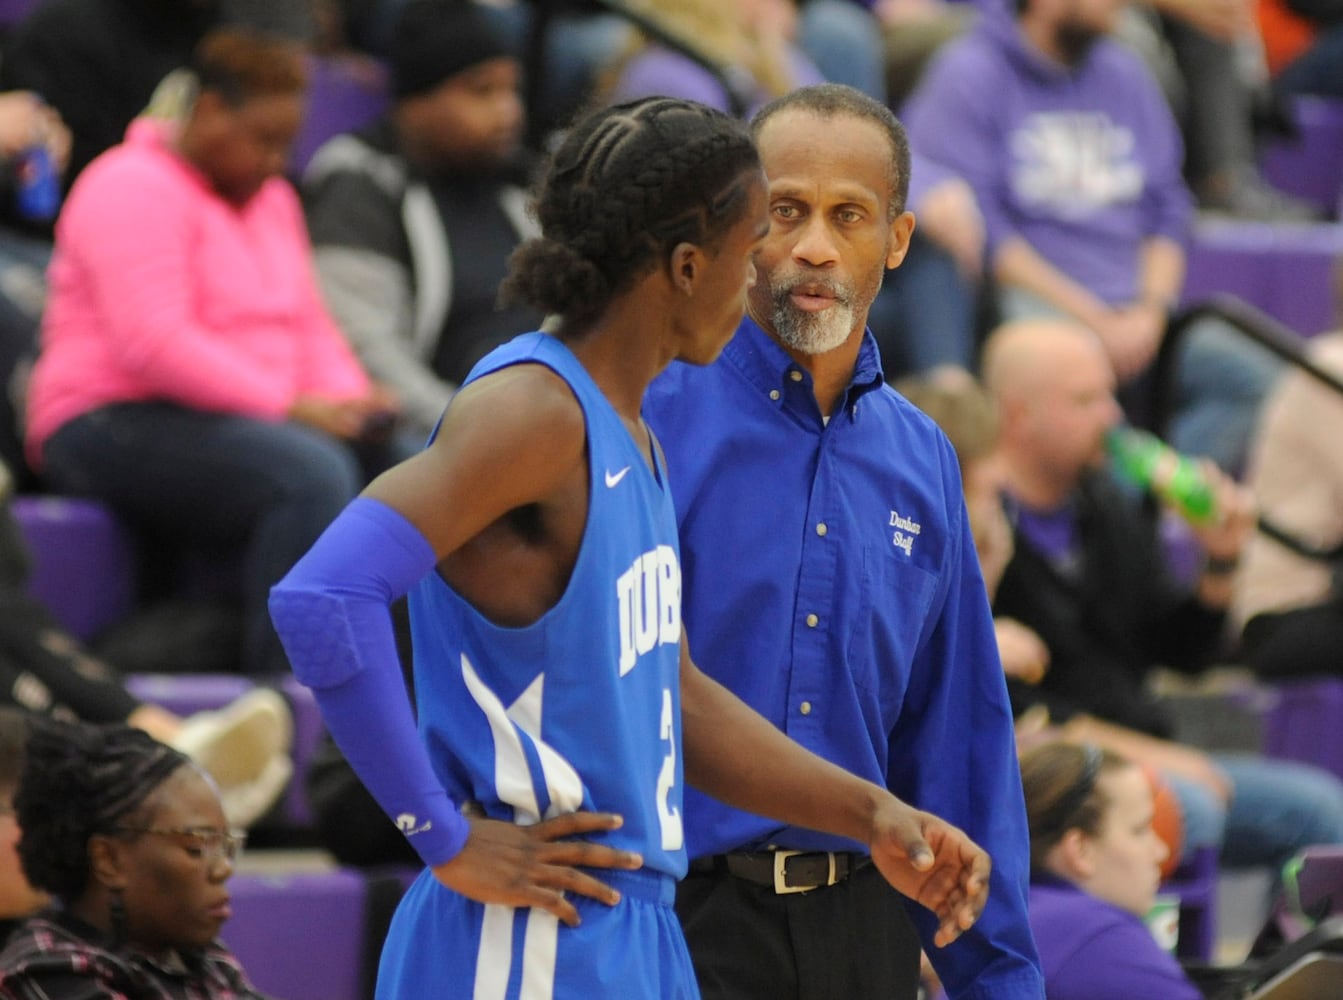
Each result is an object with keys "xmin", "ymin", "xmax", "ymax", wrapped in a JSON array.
[
  {"xmin": 805, "ymin": 613, "xmax": 818, "ymax": 627},
  {"xmin": 800, "ymin": 701, "xmax": 813, "ymax": 715},
  {"xmin": 816, "ymin": 523, "xmax": 828, "ymax": 536}
]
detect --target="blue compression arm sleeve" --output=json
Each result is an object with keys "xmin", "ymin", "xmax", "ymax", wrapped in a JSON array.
[{"xmin": 268, "ymin": 497, "xmax": 469, "ymax": 865}]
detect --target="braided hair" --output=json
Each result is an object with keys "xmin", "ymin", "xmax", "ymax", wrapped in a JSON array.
[
  {"xmin": 15, "ymin": 718, "xmax": 190, "ymax": 902},
  {"xmin": 501, "ymin": 97, "xmax": 760, "ymax": 326}
]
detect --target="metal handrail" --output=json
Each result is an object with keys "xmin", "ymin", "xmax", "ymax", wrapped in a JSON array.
[{"xmin": 1158, "ymin": 294, "xmax": 1343, "ymax": 563}]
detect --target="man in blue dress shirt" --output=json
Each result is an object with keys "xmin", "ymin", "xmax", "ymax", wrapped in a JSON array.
[{"xmin": 644, "ymin": 84, "xmax": 1044, "ymax": 1000}]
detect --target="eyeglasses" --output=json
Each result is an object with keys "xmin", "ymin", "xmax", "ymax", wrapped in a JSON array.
[{"xmin": 111, "ymin": 826, "xmax": 246, "ymax": 866}]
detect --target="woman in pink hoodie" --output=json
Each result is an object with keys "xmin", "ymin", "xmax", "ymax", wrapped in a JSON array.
[{"xmin": 25, "ymin": 27, "xmax": 400, "ymax": 678}]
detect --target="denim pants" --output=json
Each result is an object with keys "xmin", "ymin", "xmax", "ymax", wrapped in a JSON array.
[
  {"xmin": 41, "ymin": 403, "xmax": 364, "ymax": 676},
  {"xmin": 1164, "ymin": 753, "xmax": 1343, "ymax": 875}
]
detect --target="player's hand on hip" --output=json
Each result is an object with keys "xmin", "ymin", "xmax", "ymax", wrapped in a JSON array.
[
  {"xmin": 430, "ymin": 812, "xmax": 644, "ymax": 927},
  {"xmin": 868, "ymin": 801, "xmax": 991, "ymax": 948}
]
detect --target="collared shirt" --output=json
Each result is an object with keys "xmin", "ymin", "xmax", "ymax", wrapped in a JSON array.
[
  {"xmin": 0, "ymin": 910, "xmax": 264, "ymax": 1000},
  {"xmin": 645, "ymin": 317, "xmax": 1043, "ymax": 999}
]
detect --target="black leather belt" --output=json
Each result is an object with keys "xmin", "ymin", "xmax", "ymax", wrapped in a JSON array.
[{"xmin": 688, "ymin": 850, "xmax": 871, "ymax": 894}]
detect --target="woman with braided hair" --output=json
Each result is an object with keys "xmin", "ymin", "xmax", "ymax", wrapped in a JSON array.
[
  {"xmin": 270, "ymin": 95, "xmax": 991, "ymax": 999},
  {"xmin": 0, "ymin": 717, "xmax": 265, "ymax": 999}
]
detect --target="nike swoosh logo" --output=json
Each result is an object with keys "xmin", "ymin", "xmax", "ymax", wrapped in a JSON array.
[{"xmin": 605, "ymin": 466, "xmax": 631, "ymax": 488}]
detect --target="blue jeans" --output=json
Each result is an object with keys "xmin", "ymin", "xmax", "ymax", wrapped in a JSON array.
[
  {"xmin": 867, "ymin": 229, "xmax": 979, "ymax": 377},
  {"xmin": 1275, "ymin": 26, "xmax": 1343, "ymax": 101},
  {"xmin": 799, "ymin": 0, "xmax": 888, "ymax": 102},
  {"xmin": 1165, "ymin": 315, "xmax": 1284, "ymax": 475},
  {"xmin": 1163, "ymin": 754, "xmax": 1343, "ymax": 874},
  {"xmin": 42, "ymin": 404, "xmax": 365, "ymax": 676}
]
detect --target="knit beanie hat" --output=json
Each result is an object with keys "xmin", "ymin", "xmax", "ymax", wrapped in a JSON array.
[{"xmin": 390, "ymin": 0, "xmax": 515, "ymax": 99}]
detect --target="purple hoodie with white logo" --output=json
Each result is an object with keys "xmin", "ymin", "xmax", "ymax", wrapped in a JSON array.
[{"xmin": 902, "ymin": 3, "xmax": 1192, "ymax": 305}]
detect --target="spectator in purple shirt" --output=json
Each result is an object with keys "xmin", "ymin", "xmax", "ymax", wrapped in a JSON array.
[{"xmin": 1020, "ymin": 740, "xmax": 1202, "ymax": 1000}]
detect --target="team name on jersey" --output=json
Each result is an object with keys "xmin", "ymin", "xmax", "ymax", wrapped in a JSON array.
[{"xmin": 616, "ymin": 544, "xmax": 681, "ymax": 676}]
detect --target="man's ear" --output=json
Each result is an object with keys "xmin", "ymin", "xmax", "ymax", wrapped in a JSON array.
[
  {"xmin": 885, "ymin": 210, "xmax": 916, "ymax": 270},
  {"xmin": 87, "ymin": 834, "xmax": 129, "ymax": 892},
  {"xmin": 670, "ymin": 241, "xmax": 702, "ymax": 295}
]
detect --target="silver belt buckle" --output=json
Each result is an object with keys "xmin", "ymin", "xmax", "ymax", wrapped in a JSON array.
[{"xmin": 772, "ymin": 849, "xmax": 832, "ymax": 894}]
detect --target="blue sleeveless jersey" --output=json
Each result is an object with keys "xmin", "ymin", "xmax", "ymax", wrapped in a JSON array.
[{"xmin": 378, "ymin": 333, "xmax": 696, "ymax": 1000}]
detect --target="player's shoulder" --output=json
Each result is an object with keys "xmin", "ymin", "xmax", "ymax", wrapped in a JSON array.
[{"xmin": 443, "ymin": 359, "xmax": 587, "ymax": 469}]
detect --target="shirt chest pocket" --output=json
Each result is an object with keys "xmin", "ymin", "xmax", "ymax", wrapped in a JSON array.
[{"xmin": 847, "ymin": 538, "xmax": 938, "ymax": 713}]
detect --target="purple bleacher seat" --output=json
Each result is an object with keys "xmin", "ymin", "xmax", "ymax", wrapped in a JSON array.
[
  {"xmin": 223, "ymin": 868, "xmax": 369, "ymax": 1000},
  {"xmin": 1260, "ymin": 677, "xmax": 1343, "ymax": 782},
  {"xmin": 1261, "ymin": 97, "xmax": 1343, "ymax": 220},
  {"xmin": 279, "ymin": 673, "xmax": 325, "ymax": 828},
  {"xmin": 10, "ymin": 495, "xmax": 138, "ymax": 641},
  {"xmin": 125, "ymin": 672, "xmax": 255, "ymax": 718},
  {"xmin": 290, "ymin": 54, "xmax": 390, "ymax": 177},
  {"xmin": 1182, "ymin": 219, "xmax": 1343, "ymax": 338}
]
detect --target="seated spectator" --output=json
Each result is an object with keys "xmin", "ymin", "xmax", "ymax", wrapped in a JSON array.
[
  {"xmin": 0, "ymin": 709, "xmax": 45, "ymax": 944},
  {"xmin": 305, "ymin": 0, "xmax": 542, "ymax": 441},
  {"xmin": 23, "ymin": 28, "xmax": 399, "ymax": 679},
  {"xmin": 903, "ymin": 0, "xmax": 1284, "ymax": 473},
  {"xmin": 0, "ymin": 717, "xmax": 267, "ymax": 998},
  {"xmin": 607, "ymin": 0, "xmax": 987, "ymax": 381},
  {"xmin": 1020, "ymin": 740, "xmax": 1202, "ymax": 1000},
  {"xmin": 1234, "ymin": 331, "xmax": 1343, "ymax": 680},
  {"xmin": 982, "ymin": 316, "xmax": 1343, "ymax": 876},
  {"xmin": 1121, "ymin": 0, "xmax": 1317, "ymax": 219}
]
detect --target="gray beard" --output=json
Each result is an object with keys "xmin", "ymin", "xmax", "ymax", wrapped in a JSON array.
[{"xmin": 769, "ymin": 288, "xmax": 856, "ymax": 356}]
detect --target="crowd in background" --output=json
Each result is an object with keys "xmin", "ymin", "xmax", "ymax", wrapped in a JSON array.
[{"xmin": 0, "ymin": 0, "xmax": 1338, "ymax": 996}]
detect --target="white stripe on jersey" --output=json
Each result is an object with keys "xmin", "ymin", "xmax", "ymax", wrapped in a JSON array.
[{"xmin": 461, "ymin": 654, "xmax": 585, "ymax": 1000}]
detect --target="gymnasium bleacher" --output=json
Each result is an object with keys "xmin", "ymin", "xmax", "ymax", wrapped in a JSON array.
[{"xmin": 0, "ymin": 5, "xmax": 1340, "ymax": 994}]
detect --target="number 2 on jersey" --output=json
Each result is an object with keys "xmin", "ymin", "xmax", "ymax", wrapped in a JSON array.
[{"xmin": 656, "ymin": 687, "xmax": 683, "ymax": 850}]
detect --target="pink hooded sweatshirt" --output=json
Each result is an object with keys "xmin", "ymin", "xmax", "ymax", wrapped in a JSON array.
[{"xmin": 25, "ymin": 118, "xmax": 370, "ymax": 467}]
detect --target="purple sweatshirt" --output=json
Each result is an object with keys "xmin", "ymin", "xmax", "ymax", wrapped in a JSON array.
[
  {"xmin": 1030, "ymin": 874, "xmax": 1202, "ymax": 1000},
  {"xmin": 902, "ymin": 9, "xmax": 1192, "ymax": 305}
]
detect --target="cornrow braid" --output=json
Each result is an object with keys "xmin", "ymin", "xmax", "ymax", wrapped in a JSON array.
[
  {"xmin": 15, "ymin": 717, "xmax": 189, "ymax": 901},
  {"xmin": 502, "ymin": 97, "xmax": 759, "ymax": 325}
]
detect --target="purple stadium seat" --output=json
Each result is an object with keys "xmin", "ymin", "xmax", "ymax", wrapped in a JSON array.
[
  {"xmin": 1261, "ymin": 97, "xmax": 1343, "ymax": 219},
  {"xmin": 125, "ymin": 672, "xmax": 255, "ymax": 718},
  {"xmin": 1182, "ymin": 219, "xmax": 1343, "ymax": 338},
  {"xmin": 10, "ymin": 495, "xmax": 138, "ymax": 641},
  {"xmin": 223, "ymin": 868, "xmax": 369, "ymax": 1000},
  {"xmin": 1260, "ymin": 677, "xmax": 1343, "ymax": 783},
  {"xmin": 290, "ymin": 54, "xmax": 391, "ymax": 177}
]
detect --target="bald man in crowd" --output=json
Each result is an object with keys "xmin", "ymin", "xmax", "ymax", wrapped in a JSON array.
[{"xmin": 984, "ymin": 317, "xmax": 1343, "ymax": 878}]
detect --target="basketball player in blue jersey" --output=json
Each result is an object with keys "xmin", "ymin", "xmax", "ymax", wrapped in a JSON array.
[{"xmin": 270, "ymin": 97, "xmax": 991, "ymax": 1000}]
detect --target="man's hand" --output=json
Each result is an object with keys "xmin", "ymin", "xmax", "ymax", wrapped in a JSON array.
[
  {"xmin": 1095, "ymin": 303, "xmax": 1165, "ymax": 383},
  {"xmin": 868, "ymin": 800, "xmax": 991, "ymax": 948},
  {"xmin": 431, "ymin": 811, "xmax": 645, "ymax": 927},
  {"xmin": 996, "ymin": 616, "xmax": 1050, "ymax": 685}
]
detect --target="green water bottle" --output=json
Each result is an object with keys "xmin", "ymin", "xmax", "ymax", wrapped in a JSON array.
[{"xmin": 1106, "ymin": 427, "xmax": 1218, "ymax": 525}]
